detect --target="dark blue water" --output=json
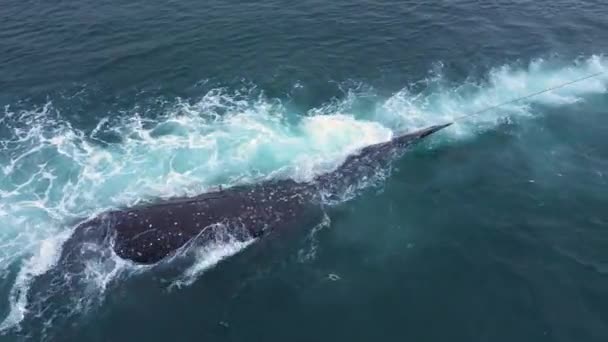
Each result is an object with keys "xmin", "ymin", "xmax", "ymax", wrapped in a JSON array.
[{"xmin": 1, "ymin": 1, "xmax": 608, "ymax": 341}]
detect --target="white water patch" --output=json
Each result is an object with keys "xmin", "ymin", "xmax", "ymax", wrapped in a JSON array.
[
  {"xmin": 169, "ymin": 232, "xmax": 256, "ymax": 290},
  {"xmin": 0, "ymin": 55, "xmax": 607, "ymax": 332},
  {"xmin": 272, "ymin": 115, "xmax": 392, "ymax": 181},
  {"xmin": 376, "ymin": 55, "xmax": 608, "ymax": 138},
  {"xmin": 0, "ymin": 232, "xmax": 69, "ymax": 332}
]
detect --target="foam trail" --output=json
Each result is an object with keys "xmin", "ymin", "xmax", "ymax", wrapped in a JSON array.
[
  {"xmin": 376, "ymin": 55, "xmax": 607, "ymax": 137},
  {"xmin": 0, "ymin": 55, "xmax": 607, "ymax": 333}
]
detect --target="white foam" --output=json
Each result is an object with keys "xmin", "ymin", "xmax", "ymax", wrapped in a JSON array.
[
  {"xmin": 170, "ymin": 238, "xmax": 255, "ymax": 290},
  {"xmin": 0, "ymin": 231, "xmax": 69, "ymax": 332},
  {"xmin": 376, "ymin": 55, "xmax": 608, "ymax": 138}
]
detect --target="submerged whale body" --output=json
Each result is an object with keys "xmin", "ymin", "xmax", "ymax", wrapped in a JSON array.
[{"xmin": 66, "ymin": 123, "xmax": 451, "ymax": 265}]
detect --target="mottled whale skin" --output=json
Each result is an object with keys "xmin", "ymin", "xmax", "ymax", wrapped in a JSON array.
[{"xmin": 66, "ymin": 123, "xmax": 451, "ymax": 264}]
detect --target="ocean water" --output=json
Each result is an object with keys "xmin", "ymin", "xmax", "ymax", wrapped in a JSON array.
[{"xmin": 1, "ymin": 0, "xmax": 608, "ymax": 341}]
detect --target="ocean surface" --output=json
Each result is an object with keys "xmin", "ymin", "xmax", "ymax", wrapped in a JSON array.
[{"xmin": 1, "ymin": 0, "xmax": 608, "ymax": 341}]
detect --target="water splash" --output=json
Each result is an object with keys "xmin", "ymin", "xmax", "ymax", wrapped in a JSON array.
[{"xmin": 376, "ymin": 54, "xmax": 607, "ymax": 137}]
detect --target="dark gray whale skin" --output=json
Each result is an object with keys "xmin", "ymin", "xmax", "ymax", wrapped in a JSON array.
[{"xmin": 66, "ymin": 123, "xmax": 451, "ymax": 265}]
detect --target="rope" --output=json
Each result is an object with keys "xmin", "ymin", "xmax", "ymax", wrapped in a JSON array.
[{"xmin": 449, "ymin": 71, "xmax": 605, "ymax": 123}]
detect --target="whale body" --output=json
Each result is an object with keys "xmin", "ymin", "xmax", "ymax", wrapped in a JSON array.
[{"xmin": 65, "ymin": 123, "xmax": 451, "ymax": 264}]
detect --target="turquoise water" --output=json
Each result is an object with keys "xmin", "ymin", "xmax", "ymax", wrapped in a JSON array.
[{"xmin": 1, "ymin": 1, "xmax": 608, "ymax": 341}]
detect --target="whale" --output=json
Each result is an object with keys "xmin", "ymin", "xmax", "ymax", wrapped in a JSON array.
[{"xmin": 62, "ymin": 123, "xmax": 452, "ymax": 265}]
